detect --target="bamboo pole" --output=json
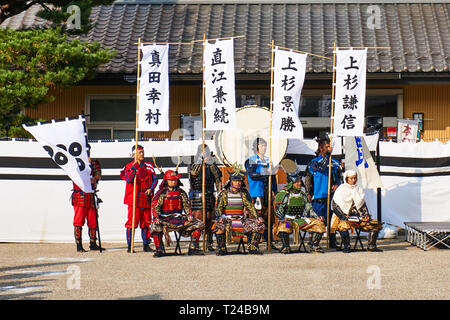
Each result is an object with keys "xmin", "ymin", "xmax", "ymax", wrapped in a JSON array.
[
  {"xmin": 201, "ymin": 33, "xmax": 207, "ymax": 252},
  {"xmin": 193, "ymin": 35, "xmax": 244, "ymax": 43},
  {"xmin": 136, "ymin": 35, "xmax": 245, "ymax": 45},
  {"xmin": 266, "ymin": 44, "xmax": 331, "ymax": 60},
  {"xmin": 328, "ymin": 46, "xmax": 390, "ymax": 49},
  {"xmin": 130, "ymin": 37, "xmax": 142, "ymax": 254},
  {"xmin": 326, "ymin": 42, "xmax": 337, "ymax": 249},
  {"xmin": 267, "ymin": 40, "xmax": 275, "ymax": 252}
]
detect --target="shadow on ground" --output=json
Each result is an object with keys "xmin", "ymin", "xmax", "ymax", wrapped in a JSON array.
[{"xmin": 119, "ymin": 294, "xmax": 163, "ymax": 300}]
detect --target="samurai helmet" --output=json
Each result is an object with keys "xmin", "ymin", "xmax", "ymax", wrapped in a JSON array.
[
  {"xmin": 229, "ymin": 163, "xmax": 246, "ymax": 181},
  {"xmin": 164, "ymin": 170, "xmax": 181, "ymax": 181},
  {"xmin": 280, "ymin": 158, "xmax": 303, "ymax": 184},
  {"xmin": 286, "ymin": 167, "xmax": 303, "ymax": 184}
]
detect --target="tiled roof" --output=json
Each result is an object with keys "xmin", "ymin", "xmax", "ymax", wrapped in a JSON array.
[{"xmin": 2, "ymin": 2, "xmax": 449, "ymax": 74}]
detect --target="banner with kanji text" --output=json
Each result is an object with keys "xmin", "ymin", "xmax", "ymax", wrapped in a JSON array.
[
  {"xmin": 272, "ymin": 48, "xmax": 306, "ymax": 140},
  {"xmin": 333, "ymin": 48, "xmax": 367, "ymax": 137},
  {"xmin": 204, "ymin": 38, "xmax": 236, "ymax": 130},
  {"xmin": 138, "ymin": 44, "xmax": 170, "ymax": 131}
]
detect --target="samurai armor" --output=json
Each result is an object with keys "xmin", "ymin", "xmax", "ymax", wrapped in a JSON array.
[
  {"xmin": 74, "ymin": 226, "xmax": 86, "ymax": 252},
  {"xmin": 339, "ymin": 231, "xmax": 351, "ymax": 253},
  {"xmin": 215, "ymin": 233, "xmax": 227, "ymax": 256},
  {"xmin": 279, "ymin": 232, "xmax": 291, "ymax": 254},
  {"xmin": 190, "ymin": 191, "xmax": 216, "ymax": 212},
  {"xmin": 248, "ymin": 232, "xmax": 263, "ymax": 254},
  {"xmin": 367, "ymin": 230, "xmax": 383, "ymax": 252},
  {"xmin": 120, "ymin": 161, "xmax": 157, "ymax": 208},
  {"xmin": 71, "ymin": 189, "xmax": 94, "ymax": 208}
]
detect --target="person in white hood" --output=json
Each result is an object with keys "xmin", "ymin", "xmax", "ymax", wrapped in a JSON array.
[{"xmin": 331, "ymin": 170, "xmax": 383, "ymax": 253}]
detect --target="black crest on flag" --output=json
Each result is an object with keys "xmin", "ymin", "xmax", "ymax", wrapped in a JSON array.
[{"xmin": 43, "ymin": 142, "xmax": 86, "ymax": 171}]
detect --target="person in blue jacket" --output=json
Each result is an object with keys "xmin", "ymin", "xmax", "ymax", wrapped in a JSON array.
[
  {"xmin": 304, "ymin": 137, "xmax": 342, "ymax": 249},
  {"xmin": 245, "ymin": 137, "xmax": 278, "ymax": 246}
]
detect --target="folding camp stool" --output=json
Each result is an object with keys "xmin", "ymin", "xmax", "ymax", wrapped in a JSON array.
[
  {"xmin": 164, "ymin": 227, "xmax": 184, "ymax": 255},
  {"xmin": 297, "ymin": 230, "xmax": 309, "ymax": 252},
  {"xmin": 352, "ymin": 227, "xmax": 365, "ymax": 251},
  {"xmin": 236, "ymin": 236, "xmax": 247, "ymax": 254},
  {"xmin": 337, "ymin": 226, "xmax": 365, "ymax": 251},
  {"xmin": 173, "ymin": 230, "xmax": 183, "ymax": 255}
]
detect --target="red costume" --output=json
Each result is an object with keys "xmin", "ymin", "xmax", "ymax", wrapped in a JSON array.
[
  {"xmin": 71, "ymin": 159, "xmax": 101, "ymax": 252},
  {"xmin": 150, "ymin": 170, "xmax": 205, "ymax": 257},
  {"xmin": 120, "ymin": 152, "xmax": 158, "ymax": 252},
  {"xmin": 120, "ymin": 160, "xmax": 157, "ymax": 228}
]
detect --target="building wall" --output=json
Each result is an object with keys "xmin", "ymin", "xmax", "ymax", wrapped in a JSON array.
[
  {"xmin": 27, "ymin": 83, "xmax": 450, "ymax": 141},
  {"xmin": 26, "ymin": 84, "xmax": 202, "ymax": 139},
  {"xmin": 402, "ymin": 84, "xmax": 450, "ymax": 141}
]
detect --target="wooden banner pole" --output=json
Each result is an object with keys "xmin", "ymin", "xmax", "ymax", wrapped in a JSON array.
[
  {"xmin": 267, "ymin": 40, "xmax": 275, "ymax": 252},
  {"xmin": 130, "ymin": 37, "xmax": 142, "ymax": 254},
  {"xmin": 326, "ymin": 42, "xmax": 337, "ymax": 249},
  {"xmin": 201, "ymin": 33, "xmax": 207, "ymax": 252}
]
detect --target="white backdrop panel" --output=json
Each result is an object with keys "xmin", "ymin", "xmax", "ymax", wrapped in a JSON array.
[{"xmin": 1, "ymin": 139, "xmax": 450, "ymax": 242}]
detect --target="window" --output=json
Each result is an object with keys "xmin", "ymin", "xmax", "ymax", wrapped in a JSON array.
[
  {"xmin": 236, "ymin": 90, "xmax": 270, "ymax": 109},
  {"xmin": 180, "ymin": 114, "xmax": 202, "ymax": 139},
  {"xmin": 235, "ymin": 88, "xmax": 403, "ymax": 138},
  {"xmin": 86, "ymin": 95, "xmax": 139, "ymax": 140}
]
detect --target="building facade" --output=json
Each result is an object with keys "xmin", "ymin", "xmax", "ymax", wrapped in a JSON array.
[{"xmin": 2, "ymin": 1, "xmax": 450, "ymax": 141}]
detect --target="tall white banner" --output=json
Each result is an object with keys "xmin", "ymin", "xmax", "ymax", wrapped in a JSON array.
[
  {"xmin": 204, "ymin": 38, "xmax": 236, "ymax": 130},
  {"xmin": 23, "ymin": 116, "xmax": 93, "ymax": 193},
  {"xmin": 344, "ymin": 135, "xmax": 383, "ymax": 189},
  {"xmin": 333, "ymin": 48, "xmax": 367, "ymax": 137},
  {"xmin": 397, "ymin": 119, "xmax": 419, "ymax": 143},
  {"xmin": 138, "ymin": 44, "xmax": 170, "ymax": 131},
  {"xmin": 272, "ymin": 48, "xmax": 305, "ymax": 140}
]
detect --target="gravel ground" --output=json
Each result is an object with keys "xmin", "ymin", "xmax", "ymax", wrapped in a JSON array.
[{"xmin": 0, "ymin": 238, "xmax": 449, "ymax": 300}]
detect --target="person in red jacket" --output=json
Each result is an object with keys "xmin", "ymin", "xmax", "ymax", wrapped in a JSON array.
[
  {"xmin": 120, "ymin": 145, "xmax": 158, "ymax": 253},
  {"xmin": 71, "ymin": 149, "xmax": 102, "ymax": 252}
]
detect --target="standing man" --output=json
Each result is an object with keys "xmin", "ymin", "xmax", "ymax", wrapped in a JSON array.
[
  {"xmin": 151, "ymin": 170, "xmax": 205, "ymax": 257},
  {"xmin": 245, "ymin": 137, "xmax": 278, "ymax": 247},
  {"xmin": 71, "ymin": 146, "xmax": 102, "ymax": 252},
  {"xmin": 120, "ymin": 144, "xmax": 158, "ymax": 253},
  {"xmin": 305, "ymin": 137, "xmax": 342, "ymax": 248},
  {"xmin": 214, "ymin": 164, "xmax": 266, "ymax": 255},
  {"xmin": 189, "ymin": 144, "xmax": 222, "ymax": 251}
]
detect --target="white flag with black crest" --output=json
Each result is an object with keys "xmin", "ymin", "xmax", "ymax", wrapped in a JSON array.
[{"xmin": 23, "ymin": 116, "xmax": 93, "ymax": 193}]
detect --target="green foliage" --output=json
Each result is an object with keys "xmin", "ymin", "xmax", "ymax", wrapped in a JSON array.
[{"xmin": 0, "ymin": 27, "xmax": 115, "ymax": 137}]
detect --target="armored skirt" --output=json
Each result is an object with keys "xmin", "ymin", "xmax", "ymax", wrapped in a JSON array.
[
  {"xmin": 330, "ymin": 214, "xmax": 383, "ymax": 233},
  {"xmin": 275, "ymin": 217, "xmax": 326, "ymax": 236},
  {"xmin": 151, "ymin": 214, "xmax": 204, "ymax": 238},
  {"xmin": 190, "ymin": 191, "xmax": 216, "ymax": 212}
]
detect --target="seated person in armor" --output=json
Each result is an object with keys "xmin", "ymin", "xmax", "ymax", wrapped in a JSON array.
[
  {"xmin": 331, "ymin": 170, "xmax": 383, "ymax": 253},
  {"xmin": 274, "ymin": 168, "xmax": 326, "ymax": 254},
  {"xmin": 151, "ymin": 170, "xmax": 205, "ymax": 257},
  {"xmin": 213, "ymin": 164, "xmax": 265, "ymax": 255}
]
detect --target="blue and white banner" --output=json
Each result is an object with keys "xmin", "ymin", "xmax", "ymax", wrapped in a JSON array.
[{"xmin": 344, "ymin": 134, "xmax": 383, "ymax": 189}]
